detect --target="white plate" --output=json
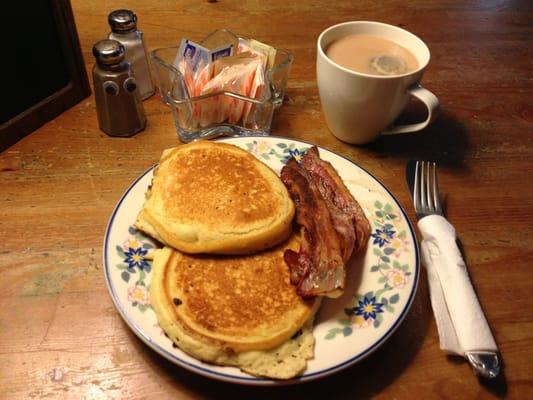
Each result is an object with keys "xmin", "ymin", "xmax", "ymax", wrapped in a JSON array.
[{"xmin": 103, "ymin": 136, "xmax": 419, "ymax": 385}]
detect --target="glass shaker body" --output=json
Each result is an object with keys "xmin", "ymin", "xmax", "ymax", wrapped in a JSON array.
[{"xmin": 109, "ymin": 29, "xmax": 154, "ymax": 100}]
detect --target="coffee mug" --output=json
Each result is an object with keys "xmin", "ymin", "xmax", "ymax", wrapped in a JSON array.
[{"xmin": 317, "ymin": 21, "xmax": 439, "ymax": 144}]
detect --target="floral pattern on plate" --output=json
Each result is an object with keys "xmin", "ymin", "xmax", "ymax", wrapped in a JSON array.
[
  {"xmin": 245, "ymin": 140, "xmax": 308, "ymax": 164},
  {"xmin": 115, "ymin": 226, "xmax": 155, "ymax": 313},
  {"xmin": 325, "ymin": 200, "xmax": 412, "ymax": 339}
]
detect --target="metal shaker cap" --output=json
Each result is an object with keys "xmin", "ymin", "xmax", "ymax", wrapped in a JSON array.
[
  {"xmin": 108, "ymin": 9, "xmax": 138, "ymax": 33},
  {"xmin": 93, "ymin": 39, "xmax": 125, "ymax": 66}
]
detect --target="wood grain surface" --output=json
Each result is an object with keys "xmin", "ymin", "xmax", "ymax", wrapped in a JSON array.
[{"xmin": 1, "ymin": 0, "xmax": 532, "ymax": 399}]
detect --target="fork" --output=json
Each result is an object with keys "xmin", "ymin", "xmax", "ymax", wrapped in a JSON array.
[
  {"xmin": 412, "ymin": 161, "xmax": 501, "ymax": 379},
  {"xmin": 414, "ymin": 161, "xmax": 443, "ymax": 219}
]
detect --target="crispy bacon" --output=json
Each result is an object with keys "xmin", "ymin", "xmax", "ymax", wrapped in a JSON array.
[
  {"xmin": 281, "ymin": 158, "xmax": 345, "ymax": 298},
  {"xmin": 300, "ymin": 146, "xmax": 371, "ymax": 256},
  {"xmin": 280, "ymin": 146, "xmax": 371, "ymax": 298},
  {"xmin": 325, "ymin": 202, "xmax": 356, "ymax": 262}
]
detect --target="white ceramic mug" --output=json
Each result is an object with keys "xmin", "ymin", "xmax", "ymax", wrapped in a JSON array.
[{"xmin": 317, "ymin": 21, "xmax": 439, "ymax": 144}]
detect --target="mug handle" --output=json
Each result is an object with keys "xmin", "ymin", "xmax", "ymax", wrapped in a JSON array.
[{"xmin": 382, "ymin": 84, "xmax": 440, "ymax": 135}]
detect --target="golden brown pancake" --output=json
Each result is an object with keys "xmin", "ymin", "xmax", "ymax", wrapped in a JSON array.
[
  {"xmin": 135, "ymin": 141, "xmax": 295, "ymax": 254},
  {"xmin": 150, "ymin": 233, "xmax": 321, "ymax": 378}
]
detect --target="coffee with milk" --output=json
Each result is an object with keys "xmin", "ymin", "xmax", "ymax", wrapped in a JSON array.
[{"xmin": 325, "ymin": 34, "xmax": 418, "ymax": 76}]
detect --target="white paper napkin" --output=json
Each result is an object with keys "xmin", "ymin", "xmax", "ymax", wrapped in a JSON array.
[{"xmin": 418, "ymin": 215, "xmax": 498, "ymax": 355}]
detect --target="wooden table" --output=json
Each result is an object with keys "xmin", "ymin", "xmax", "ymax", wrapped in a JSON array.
[{"xmin": 1, "ymin": 1, "xmax": 532, "ymax": 398}]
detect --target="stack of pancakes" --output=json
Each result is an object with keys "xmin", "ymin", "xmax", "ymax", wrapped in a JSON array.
[{"xmin": 135, "ymin": 141, "xmax": 320, "ymax": 379}]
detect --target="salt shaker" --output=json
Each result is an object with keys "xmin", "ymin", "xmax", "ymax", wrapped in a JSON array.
[
  {"xmin": 92, "ymin": 39, "xmax": 146, "ymax": 137},
  {"xmin": 108, "ymin": 9, "xmax": 155, "ymax": 100}
]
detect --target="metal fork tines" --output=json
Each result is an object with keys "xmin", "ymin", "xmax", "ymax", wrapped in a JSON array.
[{"xmin": 414, "ymin": 161, "xmax": 443, "ymax": 219}]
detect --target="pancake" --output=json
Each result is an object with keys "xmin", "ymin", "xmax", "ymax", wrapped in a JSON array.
[
  {"xmin": 150, "ymin": 233, "xmax": 321, "ymax": 379},
  {"xmin": 135, "ymin": 141, "xmax": 295, "ymax": 254}
]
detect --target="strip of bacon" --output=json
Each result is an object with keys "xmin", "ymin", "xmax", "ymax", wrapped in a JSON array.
[
  {"xmin": 281, "ymin": 158, "xmax": 345, "ymax": 298},
  {"xmin": 324, "ymin": 201, "xmax": 356, "ymax": 262},
  {"xmin": 280, "ymin": 146, "xmax": 371, "ymax": 298},
  {"xmin": 300, "ymin": 146, "xmax": 371, "ymax": 258}
]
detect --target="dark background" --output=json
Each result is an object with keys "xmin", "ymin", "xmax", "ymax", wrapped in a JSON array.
[{"xmin": 0, "ymin": 1, "xmax": 70, "ymax": 124}]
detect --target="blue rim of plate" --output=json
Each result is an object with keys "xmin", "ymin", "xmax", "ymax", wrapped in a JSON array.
[{"xmin": 102, "ymin": 136, "xmax": 420, "ymax": 385}]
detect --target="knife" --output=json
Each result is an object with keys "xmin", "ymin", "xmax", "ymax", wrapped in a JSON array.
[{"xmin": 405, "ymin": 160, "xmax": 501, "ymax": 379}]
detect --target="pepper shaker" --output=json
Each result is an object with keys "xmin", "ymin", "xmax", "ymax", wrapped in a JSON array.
[
  {"xmin": 92, "ymin": 39, "xmax": 146, "ymax": 137},
  {"xmin": 108, "ymin": 9, "xmax": 155, "ymax": 100}
]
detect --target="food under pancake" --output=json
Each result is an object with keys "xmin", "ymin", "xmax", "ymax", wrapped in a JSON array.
[
  {"xmin": 135, "ymin": 141, "xmax": 295, "ymax": 255},
  {"xmin": 150, "ymin": 233, "xmax": 321, "ymax": 379}
]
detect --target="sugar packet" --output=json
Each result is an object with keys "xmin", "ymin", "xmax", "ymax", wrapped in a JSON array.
[
  {"xmin": 174, "ymin": 39, "xmax": 211, "ymax": 72},
  {"xmin": 249, "ymin": 39, "xmax": 277, "ymax": 70}
]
